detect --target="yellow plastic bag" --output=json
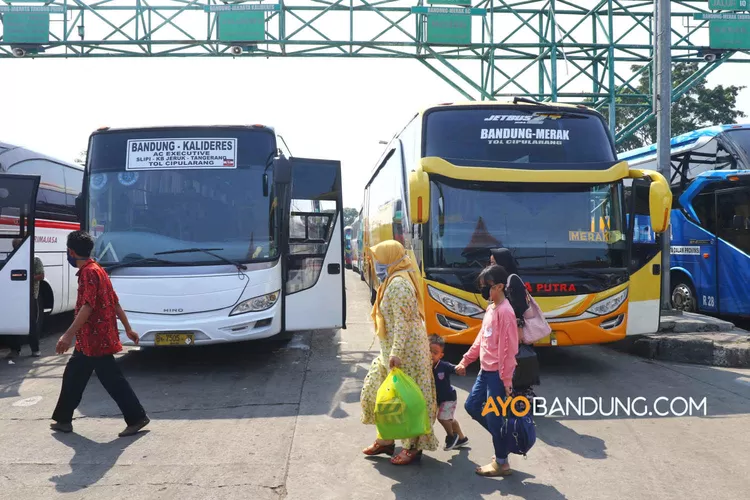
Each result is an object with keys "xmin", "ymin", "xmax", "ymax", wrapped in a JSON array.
[{"xmin": 374, "ymin": 367, "xmax": 430, "ymax": 441}]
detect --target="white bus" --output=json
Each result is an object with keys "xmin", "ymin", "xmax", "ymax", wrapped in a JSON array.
[
  {"xmin": 77, "ymin": 125, "xmax": 346, "ymax": 347},
  {"xmin": 0, "ymin": 142, "xmax": 83, "ymax": 335},
  {"xmin": 350, "ymin": 209, "xmax": 363, "ymax": 274}
]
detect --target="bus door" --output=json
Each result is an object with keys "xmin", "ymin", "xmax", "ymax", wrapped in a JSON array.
[
  {"xmin": 679, "ymin": 186, "xmax": 719, "ymax": 314},
  {"xmin": 714, "ymin": 186, "xmax": 750, "ymax": 315},
  {"xmin": 0, "ymin": 173, "xmax": 40, "ymax": 335},
  {"xmin": 626, "ymin": 178, "xmax": 662, "ymax": 335},
  {"xmin": 276, "ymin": 157, "xmax": 346, "ymax": 331}
]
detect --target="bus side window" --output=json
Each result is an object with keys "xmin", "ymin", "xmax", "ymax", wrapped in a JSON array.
[
  {"xmin": 715, "ymin": 141, "xmax": 737, "ymax": 171},
  {"xmin": 692, "ymin": 192, "xmax": 717, "ymax": 235},
  {"xmin": 717, "ymin": 188, "xmax": 750, "ymax": 255}
]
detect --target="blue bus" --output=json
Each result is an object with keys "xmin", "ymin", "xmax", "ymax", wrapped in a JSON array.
[{"xmin": 620, "ymin": 123, "xmax": 750, "ymax": 316}]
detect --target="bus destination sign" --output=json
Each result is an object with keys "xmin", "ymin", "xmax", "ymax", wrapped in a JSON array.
[{"xmin": 125, "ymin": 138, "xmax": 238, "ymax": 170}]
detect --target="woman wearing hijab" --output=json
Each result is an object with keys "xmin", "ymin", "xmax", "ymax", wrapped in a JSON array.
[
  {"xmin": 360, "ymin": 240, "xmax": 439, "ymax": 465},
  {"xmin": 490, "ymin": 248, "xmax": 529, "ymax": 324}
]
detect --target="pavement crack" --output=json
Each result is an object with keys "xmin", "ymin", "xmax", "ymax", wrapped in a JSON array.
[
  {"xmin": 1, "ymin": 401, "xmax": 300, "ymax": 423},
  {"xmin": 23, "ymin": 481, "xmax": 285, "ymax": 492}
]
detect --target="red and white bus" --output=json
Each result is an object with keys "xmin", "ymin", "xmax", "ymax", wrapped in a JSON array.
[{"xmin": 0, "ymin": 142, "xmax": 83, "ymax": 333}]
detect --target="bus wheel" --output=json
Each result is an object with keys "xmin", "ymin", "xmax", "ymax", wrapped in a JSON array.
[{"xmin": 671, "ymin": 278, "xmax": 697, "ymax": 313}]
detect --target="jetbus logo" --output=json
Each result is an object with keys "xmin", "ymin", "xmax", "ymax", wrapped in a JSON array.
[{"xmin": 484, "ymin": 114, "xmax": 561, "ymax": 124}]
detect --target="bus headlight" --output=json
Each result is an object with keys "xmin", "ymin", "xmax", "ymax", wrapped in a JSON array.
[
  {"xmin": 587, "ymin": 289, "xmax": 628, "ymax": 316},
  {"xmin": 230, "ymin": 291, "xmax": 280, "ymax": 316},
  {"xmin": 428, "ymin": 286, "xmax": 484, "ymax": 318}
]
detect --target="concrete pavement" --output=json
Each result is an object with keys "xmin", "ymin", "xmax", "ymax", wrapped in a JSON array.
[
  {"xmin": 612, "ymin": 311, "xmax": 750, "ymax": 367},
  {"xmin": 1, "ymin": 273, "xmax": 749, "ymax": 499}
]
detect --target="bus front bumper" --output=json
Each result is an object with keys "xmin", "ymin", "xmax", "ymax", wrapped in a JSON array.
[
  {"xmin": 117, "ymin": 306, "xmax": 283, "ymax": 347},
  {"xmin": 428, "ymin": 310, "xmax": 628, "ymax": 347}
]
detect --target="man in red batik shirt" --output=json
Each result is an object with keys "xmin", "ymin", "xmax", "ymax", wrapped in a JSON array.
[{"xmin": 51, "ymin": 230, "xmax": 150, "ymax": 437}]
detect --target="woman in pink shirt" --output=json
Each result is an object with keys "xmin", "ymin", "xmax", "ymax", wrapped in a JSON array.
[{"xmin": 456, "ymin": 264, "xmax": 519, "ymax": 477}]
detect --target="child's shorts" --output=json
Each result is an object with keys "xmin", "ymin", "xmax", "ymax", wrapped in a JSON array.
[{"xmin": 438, "ymin": 400, "xmax": 457, "ymax": 420}]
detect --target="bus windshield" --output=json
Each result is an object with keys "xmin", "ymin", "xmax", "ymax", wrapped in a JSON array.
[
  {"xmin": 724, "ymin": 129, "xmax": 750, "ymax": 166},
  {"xmin": 86, "ymin": 128, "xmax": 278, "ymax": 266},
  {"xmin": 426, "ymin": 179, "xmax": 627, "ymax": 271},
  {"xmin": 424, "ymin": 107, "xmax": 616, "ymax": 167}
]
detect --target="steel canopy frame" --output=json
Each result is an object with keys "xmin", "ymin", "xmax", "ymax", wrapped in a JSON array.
[{"xmin": 1, "ymin": 0, "xmax": 748, "ymax": 144}]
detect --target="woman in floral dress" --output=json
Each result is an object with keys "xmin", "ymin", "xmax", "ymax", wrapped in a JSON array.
[{"xmin": 360, "ymin": 240, "xmax": 438, "ymax": 465}]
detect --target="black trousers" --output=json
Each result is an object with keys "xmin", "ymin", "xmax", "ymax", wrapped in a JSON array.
[{"xmin": 52, "ymin": 349, "xmax": 146, "ymax": 426}]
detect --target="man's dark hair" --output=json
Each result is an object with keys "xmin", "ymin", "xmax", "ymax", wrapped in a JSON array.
[
  {"xmin": 478, "ymin": 264, "xmax": 509, "ymax": 288},
  {"xmin": 67, "ymin": 230, "xmax": 94, "ymax": 258},
  {"xmin": 429, "ymin": 334, "xmax": 445, "ymax": 350}
]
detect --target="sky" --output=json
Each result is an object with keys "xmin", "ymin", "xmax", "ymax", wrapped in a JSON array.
[{"xmin": 2, "ymin": 49, "xmax": 750, "ymax": 210}]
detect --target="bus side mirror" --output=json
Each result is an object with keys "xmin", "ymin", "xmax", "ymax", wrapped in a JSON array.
[
  {"xmin": 408, "ymin": 168, "xmax": 430, "ymax": 224},
  {"xmin": 274, "ymin": 157, "xmax": 292, "ymax": 186},
  {"xmin": 75, "ymin": 195, "xmax": 84, "ymax": 223},
  {"xmin": 648, "ymin": 173, "xmax": 672, "ymax": 233},
  {"xmin": 262, "ymin": 173, "xmax": 269, "ymax": 197}
]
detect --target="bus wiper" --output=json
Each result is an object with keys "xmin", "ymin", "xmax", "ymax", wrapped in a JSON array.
[
  {"xmin": 155, "ymin": 248, "xmax": 248, "ymax": 271},
  {"xmin": 103, "ymin": 257, "xmax": 177, "ymax": 273}
]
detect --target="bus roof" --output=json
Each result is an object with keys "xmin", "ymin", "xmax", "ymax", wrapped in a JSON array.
[
  {"xmin": 418, "ymin": 99, "xmax": 592, "ymax": 116},
  {"xmin": 90, "ymin": 124, "xmax": 276, "ymax": 136},
  {"xmin": 618, "ymin": 123, "xmax": 750, "ymax": 163},
  {"xmin": 365, "ymin": 100, "xmax": 602, "ymax": 185},
  {"xmin": 0, "ymin": 141, "xmax": 83, "ymax": 171}
]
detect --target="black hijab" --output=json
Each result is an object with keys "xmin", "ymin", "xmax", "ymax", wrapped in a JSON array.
[
  {"xmin": 490, "ymin": 248, "xmax": 528, "ymax": 320},
  {"xmin": 490, "ymin": 248, "xmax": 518, "ymax": 275}
]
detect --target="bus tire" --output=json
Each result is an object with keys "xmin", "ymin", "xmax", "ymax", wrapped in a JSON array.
[{"xmin": 671, "ymin": 276, "xmax": 697, "ymax": 313}]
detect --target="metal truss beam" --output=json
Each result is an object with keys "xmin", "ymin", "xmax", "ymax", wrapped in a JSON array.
[{"xmin": 2, "ymin": 0, "xmax": 748, "ymax": 142}]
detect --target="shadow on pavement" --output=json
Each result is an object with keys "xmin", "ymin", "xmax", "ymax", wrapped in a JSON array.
[
  {"xmin": 70, "ymin": 329, "xmax": 356, "ymax": 422},
  {"xmin": 370, "ymin": 447, "xmax": 567, "ymax": 500},
  {"xmin": 0, "ymin": 312, "xmax": 74, "ymax": 401},
  {"xmin": 440, "ymin": 339, "xmax": 749, "ymax": 461},
  {"xmin": 49, "ymin": 431, "xmax": 147, "ymax": 493}
]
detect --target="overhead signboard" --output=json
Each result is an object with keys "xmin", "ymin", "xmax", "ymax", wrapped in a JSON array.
[
  {"xmin": 412, "ymin": 6, "xmax": 487, "ymax": 16},
  {"xmin": 205, "ymin": 4, "xmax": 281, "ymax": 12},
  {"xmin": 708, "ymin": 0, "xmax": 749, "ymax": 10},
  {"xmin": 412, "ymin": 6, "xmax": 485, "ymax": 45},
  {"xmin": 427, "ymin": 14, "xmax": 472, "ymax": 45},
  {"xmin": 125, "ymin": 138, "xmax": 238, "ymax": 170},
  {"xmin": 217, "ymin": 11, "xmax": 266, "ymax": 42},
  {"xmin": 709, "ymin": 20, "xmax": 750, "ymax": 49},
  {"xmin": 694, "ymin": 12, "xmax": 750, "ymax": 20},
  {"xmin": 427, "ymin": 0, "xmax": 472, "ymax": 4},
  {"xmin": 1, "ymin": 13, "xmax": 51, "ymax": 44},
  {"xmin": 0, "ymin": 6, "xmax": 64, "ymax": 13}
]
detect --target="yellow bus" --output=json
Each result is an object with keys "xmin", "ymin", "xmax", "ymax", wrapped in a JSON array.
[{"xmin": 362, "ymin": 99, "xmax": 672, "ymax": 346}]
